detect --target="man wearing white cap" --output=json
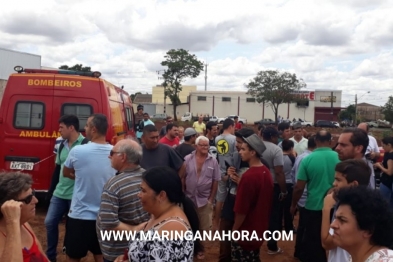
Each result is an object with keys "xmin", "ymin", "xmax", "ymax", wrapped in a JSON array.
[{"xmin": 176, "ymin": 128, "xmax": 197, "ymax": 158}]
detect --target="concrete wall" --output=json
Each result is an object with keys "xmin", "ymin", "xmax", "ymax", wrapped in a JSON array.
[
  {"xmin": 314, "ymin": 90, "xmax": 342, "ymax": 108},
  {"xmin": 187, "ymin": 90, "xmax": 342, "ymax": 123},
  {"xmin": 132, "ymin": 103, "xmax": 156, "ymax": 117},
  {"xmin": 155, "ymin": 104, "xmax": 189, "ymax": 119},
  {"xmin": 152, "ymin": 85, "xmax": 197, "ymax": 104}
]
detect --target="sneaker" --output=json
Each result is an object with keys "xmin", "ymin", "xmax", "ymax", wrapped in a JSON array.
[{"xmin": 268, "ymin": 247, "xmax": 284, "ymax": 255}]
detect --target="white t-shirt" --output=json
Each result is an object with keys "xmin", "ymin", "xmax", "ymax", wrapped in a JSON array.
[
  {"xmin": 366, "ymin": 135, "xmax": 380, "ymax": 155},
  {"xmin": 53, "ymin": 136, "xmax": 64, "ymax": 154}
]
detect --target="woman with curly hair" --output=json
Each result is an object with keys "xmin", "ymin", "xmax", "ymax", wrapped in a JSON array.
[{"xmin": 331, "ymin": 186, "xmax": 393, "ymax": 261}]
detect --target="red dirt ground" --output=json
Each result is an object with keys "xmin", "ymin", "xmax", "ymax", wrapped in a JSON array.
[{"xmin": 31, "ymin": 202, "xmax": 298, "ymax": 262}]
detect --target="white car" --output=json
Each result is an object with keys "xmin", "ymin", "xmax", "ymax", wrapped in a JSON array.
[
  {"xmin": 218, "ymin": 115, "xmax": 247, "ymax": 124},
  {"xmin": 209, "ymin": 116, "xmax": 219, "ymax": 122},
  {"xmin": 331, "ymin": 121, "xmax": 340, "ymax": 128}
]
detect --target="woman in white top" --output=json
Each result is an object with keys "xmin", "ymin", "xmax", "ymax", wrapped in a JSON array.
[{"xmin": 331, "ymin": 186, "xmax": 393, "ymax": 262}]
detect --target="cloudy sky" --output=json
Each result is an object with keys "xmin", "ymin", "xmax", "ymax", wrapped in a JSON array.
[{"xmin": 1, "ymin": 0, "xmax": 392, "ymax": 106}]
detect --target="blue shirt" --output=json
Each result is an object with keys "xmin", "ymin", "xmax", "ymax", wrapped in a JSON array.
[
  {"xmin": 64, "ymin": 142, "xmax": 116, "ymax": 220},
  {"xmin": 136, "ymin": 120, "xmax": 154, "ymax": 138},
  {"xmin": 291, "ymin": 150, "xmax": 312, "ymax": 207}
]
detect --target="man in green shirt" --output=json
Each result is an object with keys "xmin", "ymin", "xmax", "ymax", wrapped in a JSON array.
[
  {"xmin": 44, "ymin": 115, "xmax": 87, "ymax": 262},
  {"xmin": 290, "ymin": 130, "xmax": 339, "ymax": 262}
]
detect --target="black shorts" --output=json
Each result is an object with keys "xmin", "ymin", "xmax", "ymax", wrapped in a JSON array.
[{"xmin": 64, "ymin": 217, "xmax": 102, "ymax": 259}]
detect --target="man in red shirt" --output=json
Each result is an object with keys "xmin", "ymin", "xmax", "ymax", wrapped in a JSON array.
[
  {"xmin": 231, "ymin": 134, "xmax": 273, "ymax": 260},
  {"xmin": 234, "ymin": 116, "xmax": 242, "ymax": 131},
  {"xmin": 159, "ymin": 123, "xmax": 180, "ymax": 147}
]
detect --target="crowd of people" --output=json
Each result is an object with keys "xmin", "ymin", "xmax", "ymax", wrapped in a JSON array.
[{"xmin": 1, "ymin": 104, "xmax": 393, "ymax": 262}]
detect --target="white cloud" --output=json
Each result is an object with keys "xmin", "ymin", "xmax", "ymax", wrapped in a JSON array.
[{"xmin": 0, "ymin": 0, "xmax": 392, "ymax": 107}]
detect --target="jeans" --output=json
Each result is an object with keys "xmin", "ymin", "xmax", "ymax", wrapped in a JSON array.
[
  {"xmin": 104, "ymin": 259, "xmax": 113, "ymax": 262},
  {"xmin": 379, "ymin": 183, "xmax": 393, "ymax": 209},
  {"xmin": 44, "ymin": 195, "xmax": 72, "ymax": 261}
]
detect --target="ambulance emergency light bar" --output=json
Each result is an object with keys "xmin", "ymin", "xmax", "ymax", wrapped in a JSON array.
[{"xmin": 14, "ymin": 66, "xmax": 102, "ymax": 78}]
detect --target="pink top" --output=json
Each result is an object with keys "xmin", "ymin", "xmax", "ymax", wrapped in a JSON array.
[{"xmin": 184, "ymin": 151, "xmax": 221, "ymax": 207}]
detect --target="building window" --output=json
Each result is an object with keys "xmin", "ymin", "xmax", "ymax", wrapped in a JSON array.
[
  {"xmin": 62, "ymin": 104, "xmax": 93, "ymax": 131},
  {"xmin": 222, "ymin": 97, "xmax": 231, "ymax": 102},
  {"xmin": 14, "ymin": 102, "xmax": 45, "ymax": 129},
  {"xmin": 197, "ymin": 96, "xmax": 207, "ymax": 101},
  {"xmin": 246, "ymin": 98, "xmax": 256, "ymax": 103}
]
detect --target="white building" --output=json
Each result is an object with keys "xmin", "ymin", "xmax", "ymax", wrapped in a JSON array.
[
  {"xmin": 0, "ymin": 48, "xmax": 41, "ymax": 99},
  {"xmin": 187, "ymin": 90, "xmax": 342, "ymax": 123}
]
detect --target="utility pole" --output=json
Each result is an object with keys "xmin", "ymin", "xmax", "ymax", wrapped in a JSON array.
[
  {"xmin": 204, "ymin": 63, "xmax": 208, "ymax": 91},
  {"xmin": 355, "ymin": 94, "xmax": 358, "ymax": 125},
  {"xmin": 331, "ymin": 91, "xmax": 334, "ymax": 121},
  {"xmin": 157, "ymin": 70, "xmax": 166, "ymax": 114}
]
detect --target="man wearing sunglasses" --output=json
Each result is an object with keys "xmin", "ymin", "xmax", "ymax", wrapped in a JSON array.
[
  {"xmin": 45, "ymin": 115, "xmax": 87, "ymax": 262},
  {"xmin": 97, "ymin": 139, "xmax": 150, "ymax": 262},
  {"xmin": 159, "ymin": 116, "xmax": 173, "ymax": 139},
  {"xmin": 63, "ymin": 114, "xmax": 116, "ymax": 262}
]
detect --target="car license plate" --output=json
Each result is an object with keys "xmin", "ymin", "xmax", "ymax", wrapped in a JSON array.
[{"xmin": 10, "ymin": 162, "xmax": 34, "ymax": 170}]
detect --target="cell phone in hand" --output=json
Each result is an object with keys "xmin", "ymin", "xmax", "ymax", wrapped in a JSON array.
[{"xmin": 225, "ymin": 161, "xmax": 231, "ymax": 170}]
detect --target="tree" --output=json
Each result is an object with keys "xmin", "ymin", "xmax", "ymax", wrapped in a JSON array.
[
  {"xmin": 245, "ymin": 70, "xmax": 307, "ymax": 122},
  {"xmin": 338, "ymin": 104, "xmax": 355, "ymax": 121},
  {"xmin": 59, "ymin": 64, "xmax": 91, "ymax": 72},
  {"xmin": 130, "ymin": 92, "xmax": 142, "ymax": 102},
  {"xmin": 382, "ymin": 96, "xmax": 393, "ymax": 123},
  {"xmin": 160, "ymin": 49, "xmax": 204, "ymax": 121}
]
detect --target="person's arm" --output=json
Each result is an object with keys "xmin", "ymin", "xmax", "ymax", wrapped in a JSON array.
[
  {"xmin": 321, "ymin": 193, "xmax": 337, "ymax": 250},
  {"xmin": 0, "ymin": 200, "xmax": 24, "ymax": 262},
  {"xmin": 63, "ymin": 148, "xmax": 76, "ymax": 179},
  {"xmin": 232, "ymin": 214, "xmax": 247, "ymax": 231},
  {"xmin": 375, "ymin": 159, "xmax": 393, "ymax": 176},
  {"xmin": 290, "ymin": 180, "xmax": 306, "ymax": 215},
  {"xmin": 370, "ymin": 137, "xmax": 380, "ymax": 160},
  {"xmin": 63, "ymin": 166, "xmax": 75, "ymax": 179},
  {"xmin": 99, "ymin": 182, "xmax": 149, "ymax": 232}
]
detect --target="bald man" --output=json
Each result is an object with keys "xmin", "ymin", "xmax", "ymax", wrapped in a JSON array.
[
  {"xmin": 97, "ymin": 139, "xmax": 149, "ymax": 262},
  {"xmin": 358, "ymin": 122, "xmax": 380, "ymax": 161}
]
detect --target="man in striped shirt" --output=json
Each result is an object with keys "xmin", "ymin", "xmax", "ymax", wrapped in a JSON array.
[{"xmin": 96, "ymin": 139, "xmax": 149, "ymax": 262}]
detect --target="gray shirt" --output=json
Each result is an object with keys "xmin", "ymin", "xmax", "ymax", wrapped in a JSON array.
[
  {"xmin": 261, "ymin": 141, "xmax": 284, "ymax": 183},
  {"xmin": 215, "ymin": 133, "xmax": 237, "ymax": 175},
  {"xmin": 140, "ymin": 144, "xmax": 184, "ymax": 171},
  {"xmin": 291, "ymin": 150, "xmax": 312, "ymax": 207}
]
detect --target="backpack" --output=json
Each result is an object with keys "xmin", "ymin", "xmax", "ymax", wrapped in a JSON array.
[{"xmin": 47, "ymin": 138, "xmax": 89, "ymax": 201}]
